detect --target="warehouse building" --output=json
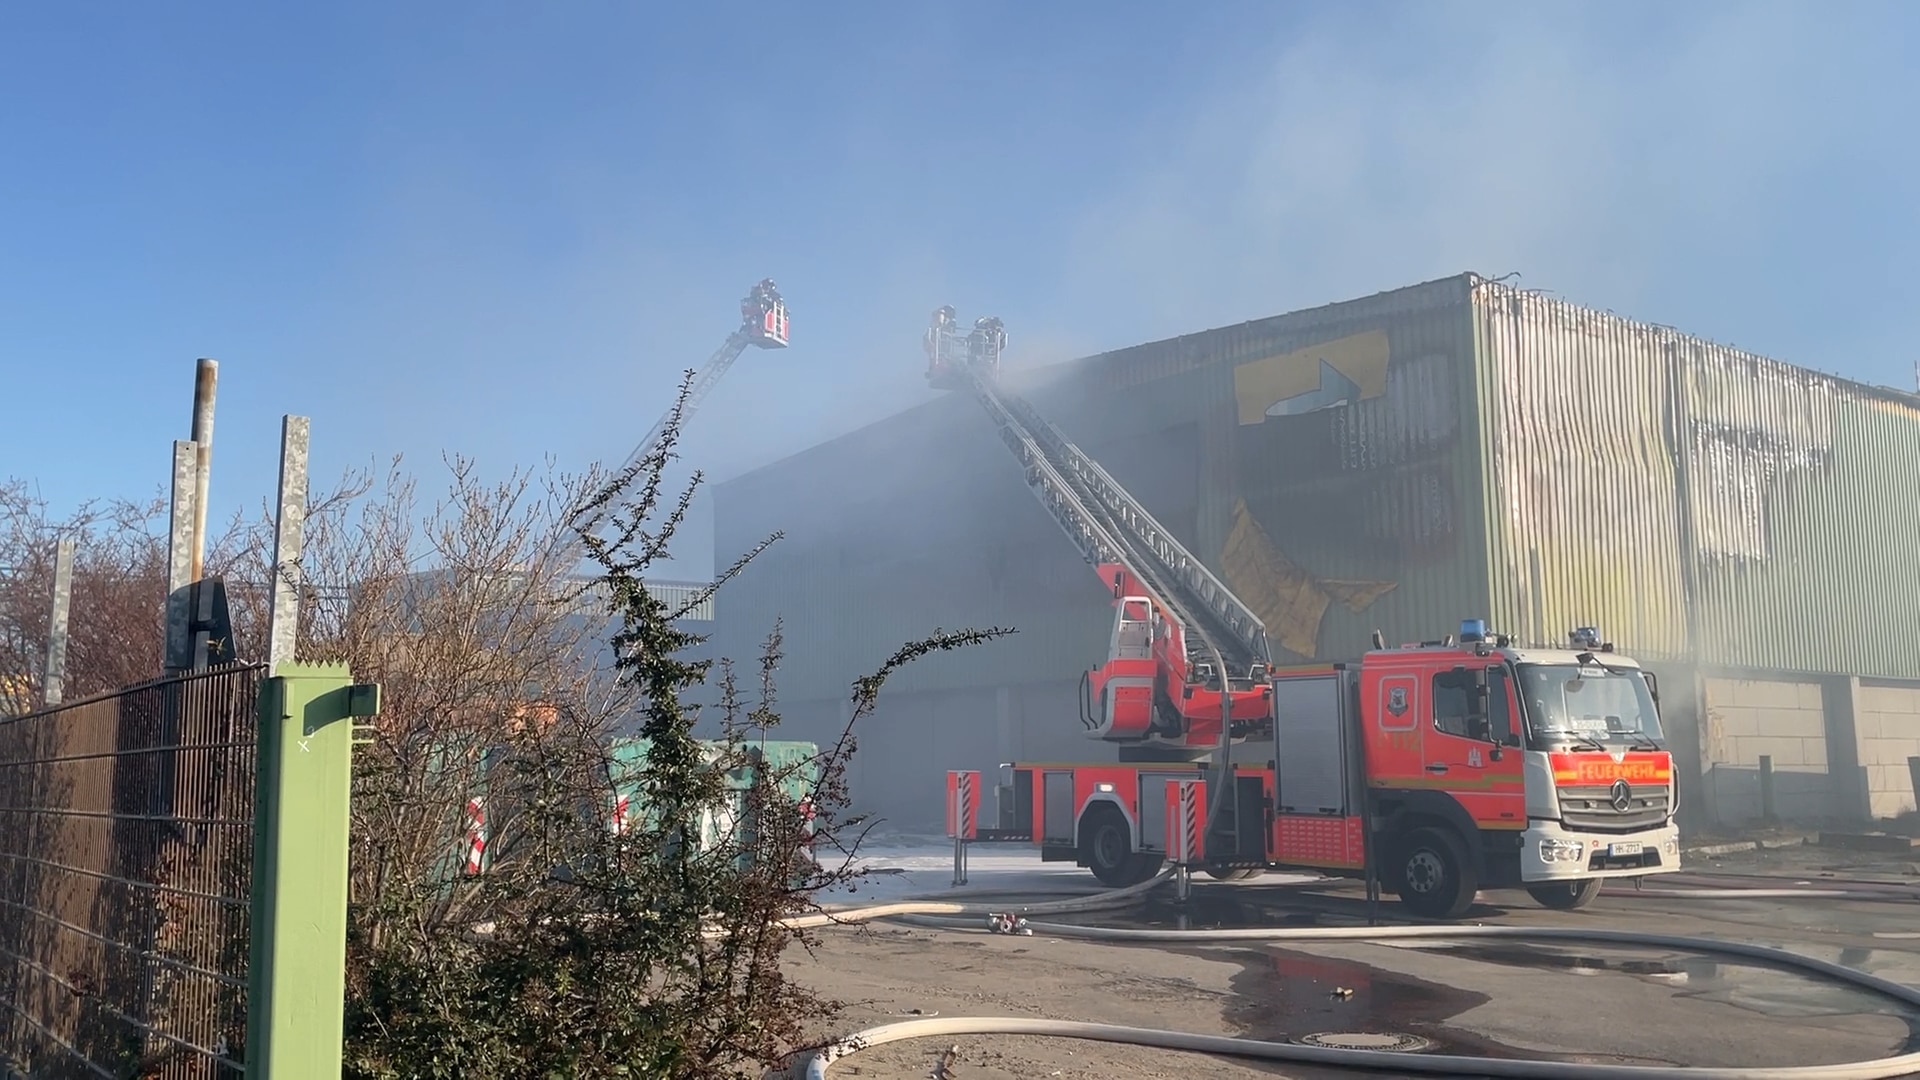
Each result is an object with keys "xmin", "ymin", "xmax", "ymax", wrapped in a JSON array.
[{"xmin": 710, "ymin": 273, "xmax": 1920, "ymax": 835}]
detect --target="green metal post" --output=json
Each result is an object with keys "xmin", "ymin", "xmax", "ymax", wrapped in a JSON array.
[{"xmin": 246, "ymin": 662, "xmax": 380, "ymax": 1078}]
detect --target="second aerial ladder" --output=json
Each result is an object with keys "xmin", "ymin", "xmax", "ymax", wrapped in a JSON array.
[{"xmin": 551, "ymin": 279, "xmax": 790, "ymax": 571}]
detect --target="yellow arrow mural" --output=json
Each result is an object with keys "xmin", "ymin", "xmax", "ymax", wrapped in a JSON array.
[{"xmin": 1232, "ymin": 329, "xmax": 1392, "ymax": 426}]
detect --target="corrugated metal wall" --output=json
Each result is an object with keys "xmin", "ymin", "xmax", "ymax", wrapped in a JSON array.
[
  {"xmin": 713, "ymin": 275, "xmax": 1505, "ymax": 713},
  {"xmin": 713, "ymin": 273, "xmax": 1920, "ymax": 828},
  {"xmin": 1472, "ymin": 285, "xmax": 1693, "ymax": 655},
  {"xmin": 1472, "ymin": 279, "xmax": 1920, "ymax": 679},
  {"xmin": 1189, "ymin": 277, "xmax": 1489, "ymax": 662}
]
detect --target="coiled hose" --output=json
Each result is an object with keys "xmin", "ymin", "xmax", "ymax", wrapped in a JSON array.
[{"xmin": 786, "ymin": 869, "xmax": 1920, "ymax": 1079}]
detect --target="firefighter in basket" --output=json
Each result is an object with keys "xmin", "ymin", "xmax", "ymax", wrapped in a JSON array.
[{"xmin": 971, "ymin": 316, "xmax": 1006, "ymax": 380}]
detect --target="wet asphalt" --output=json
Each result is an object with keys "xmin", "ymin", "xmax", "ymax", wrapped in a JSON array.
[
  {"xmin": 1059, "ymin": 878, "xmax": 1920, "ymax": 1071},
  {"xmin": 834, "ymin": 841, "xmax": 1920, "ymax": 1071}
]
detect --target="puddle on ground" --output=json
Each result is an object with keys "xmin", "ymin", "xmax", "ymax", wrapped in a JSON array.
[{"xmin": 1206, "ymin": 946, "xmax": 1595, "ymax": 1067}]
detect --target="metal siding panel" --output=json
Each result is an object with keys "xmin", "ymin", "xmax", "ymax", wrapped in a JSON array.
[
  {"xmin": 1210, "ymin": 297, "xmax": 1488, "ymax": 661},
  {"xmin": 1689, "ymin": 386, "xmax": 1920, "ymax": 678},
  {"xmin": 1473, "ymin": 284, "xmax": 1691, "ymax": 657},
  {"xmin": 1474, "ymin": 279, "xmax": 1920, "ymax": 679},
  {"xmin": 1080, "ymin": 275, "xmax": 1472, "ymax": 393}
]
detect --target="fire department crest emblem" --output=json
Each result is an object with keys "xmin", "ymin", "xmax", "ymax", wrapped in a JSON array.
[{"xmin": 1387, "ymin": 686, "xmax": 1409, "ymax": 717}]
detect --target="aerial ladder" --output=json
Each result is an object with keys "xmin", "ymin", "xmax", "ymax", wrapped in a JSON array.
[
  {"xmin": 923, "ymin": 306, "xmax": 1278, "ymax": 852},
  {"xmin": 550, "ymin": 279, "xmax": 790, "ymax": 570},
  {"xmin": 923, "ymin": 307, "xmax": 1273, "ymax": 754}
]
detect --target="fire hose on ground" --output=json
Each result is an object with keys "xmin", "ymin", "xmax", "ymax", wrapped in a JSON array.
[{"xmin": 782, "ymin": 868, "xmax": 1920, "ymax": 1080}]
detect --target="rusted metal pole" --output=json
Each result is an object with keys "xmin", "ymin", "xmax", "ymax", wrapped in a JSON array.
[
  {"xmin": 43, "ymin": 537, "xmax": 74, "ymax": 706},
  {"xmin": 189, "ymin": 358, "xmax": 217, "ymax": 582}
]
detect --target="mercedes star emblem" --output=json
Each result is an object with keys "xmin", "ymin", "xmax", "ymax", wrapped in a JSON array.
[{"xmin": 1609, "ymin": 778, "xmax": 1633, "ymax": 812}]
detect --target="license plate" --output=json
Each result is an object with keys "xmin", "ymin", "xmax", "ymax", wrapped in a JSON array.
[{"xmin": 1609, "ymin": 842, "xmax": 1644, "ymax": 857}]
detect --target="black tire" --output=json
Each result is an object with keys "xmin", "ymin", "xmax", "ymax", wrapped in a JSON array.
[
  {"xmin": 1126, "ymin": 852, "xmax": 1167, "ymax": 886},
  {"xmin": 1527, "ymin": 878, "xmax": 1604, "ymax": 910},
  {"xmin": 1205, "ymin": 866, "xmax": 1263, "ymax": 882},
  {"xmin": 1081, "ymin": 806, "xmax": 1139, "ymax": 888},
  {"xmin": 1394, "ymin": 826, "xmax": 1479, "ymax": 920}
]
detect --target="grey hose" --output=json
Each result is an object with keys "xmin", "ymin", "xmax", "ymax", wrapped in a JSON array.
[
  {"xmin": 787, "ymin": 866, "xmax": 1177, "ymax": 928},
  {"xmin": 787, "ymin": 876, "xmax": 1920, "ymax": 1079}
]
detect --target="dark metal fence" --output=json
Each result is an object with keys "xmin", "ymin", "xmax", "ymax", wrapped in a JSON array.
[{"xmin": 0, "ymin": 663, "xmax": 265, "ymax": 1079}]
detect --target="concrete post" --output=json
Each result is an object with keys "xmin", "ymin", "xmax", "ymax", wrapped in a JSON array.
[
  {"xmin": 42, "ymin": 538, "xmax": 74, "ymax": 706},
  {"xmin": 267, "ymin": 416, "xmax": 311, "ymax": 674}
]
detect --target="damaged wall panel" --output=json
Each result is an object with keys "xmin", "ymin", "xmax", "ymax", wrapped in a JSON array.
[
  {"xmin": 1472, "ymin": 278, "xmax": 1920, "ymax": 679},
  {"xmin": 1688, "ymin": 385, "xmax": 1920, "ymax": 678}
]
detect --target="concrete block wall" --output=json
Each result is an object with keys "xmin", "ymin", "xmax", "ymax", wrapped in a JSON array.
[
  {"xmin": 1701, "ymin": 676, "xmax": 1834, "ymax": 824},
  {"xmin": 1852, "ymin": 679, "xmax": 1920, "ymax": 819}
]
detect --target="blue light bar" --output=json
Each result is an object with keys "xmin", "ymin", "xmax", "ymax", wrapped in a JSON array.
[
  {"xmin": 1459, "ymin": 618, "xmax": 1488, "ymax": 643},
  {"xmin": 1570, "ymin": 626, "xmax": 1602, "ymax": 648}
]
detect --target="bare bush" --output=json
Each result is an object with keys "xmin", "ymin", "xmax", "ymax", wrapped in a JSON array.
[
  {"xmin": 2, "ymin": 372, "xmax": 1010, "ymax": 1077},
  {"xmin": 0, "ymin": 481, "xmax": 279, "ymax": 706},
  {"xmin": 327, "ymin": 374, "xmax": 1010, "ymax": 1078}
]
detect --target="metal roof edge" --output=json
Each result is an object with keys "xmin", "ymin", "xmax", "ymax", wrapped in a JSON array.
[
  {"xmin": 717, "ymin": 273, "xmax": 1482, "ymax": 490},
  {"xmin": 1468, "ymin": 275, "xmax": 1920, "ymax": 411}
]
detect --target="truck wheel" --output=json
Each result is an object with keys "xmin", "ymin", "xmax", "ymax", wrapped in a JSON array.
[
  {"xmin": 1527, "ymin": 878, "xmax": 1603, "ymax": 910},
  {"xmin": 1394, "ymin": 827, "xmax": 1479, "ymax": 920},
  {"xmin": 1080, "ymin": 806, "xmax": 1139, "ymax": 889},
  {"xmin": 1126, "ymin": 852, "xmax": 1167, "ymax": 886}
]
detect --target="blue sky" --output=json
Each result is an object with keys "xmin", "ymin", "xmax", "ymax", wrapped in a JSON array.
[{"xmin": 2, "ymin": 2, "xmax": 1915, "ymax": 579}]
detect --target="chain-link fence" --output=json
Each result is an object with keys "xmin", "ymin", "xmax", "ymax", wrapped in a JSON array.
[{"xmin": 0, "ymin": 663, "xmax": 264, "ymax": 1079}]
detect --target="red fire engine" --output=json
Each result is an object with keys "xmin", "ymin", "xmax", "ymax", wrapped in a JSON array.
[{"xmin": 925, "ymin": 309, "xmax": 1681, "ymax": 920}]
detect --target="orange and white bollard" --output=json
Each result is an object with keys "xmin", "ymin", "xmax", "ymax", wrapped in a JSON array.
[
  {"xmin": 463, "ymin": 796, "xmax": 487, "ymax": 876},
  {"xmin": 945, "ymin": 770, "xmax": 979, "ymax": 886},
  {"xmin": 1163, "ymin": 779, "xmax": 1202, "ymax": 902}
]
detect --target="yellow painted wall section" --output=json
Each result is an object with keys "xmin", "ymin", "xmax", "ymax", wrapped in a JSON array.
[
  {"xmin": 1232, "ymin": 329, "xmax": 1392, "ymax": 426},
  {"xmin": 1220, "ymin": 499, "xmax": 1396, "ymax": 659}
]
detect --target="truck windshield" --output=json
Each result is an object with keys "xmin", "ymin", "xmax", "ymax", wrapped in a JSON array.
[{"xmin": 1515, "ymin": 662, "xmax": 1665, "ymax": 749}]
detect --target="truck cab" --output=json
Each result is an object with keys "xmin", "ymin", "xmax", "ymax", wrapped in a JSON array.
[{"xmin": 1359, "ymin": 620, "xmax": 1680, "ymax": 917}]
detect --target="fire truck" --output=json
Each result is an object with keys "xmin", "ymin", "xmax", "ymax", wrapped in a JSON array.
[{"xmin": 924, "ymin": 310, "xmax": 1681, "ymax": 920}]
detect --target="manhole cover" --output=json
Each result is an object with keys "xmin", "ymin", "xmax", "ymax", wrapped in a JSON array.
[{"xmin": 1295, "ymin": 1032, "xmax": 1435, "ymax": 1053}]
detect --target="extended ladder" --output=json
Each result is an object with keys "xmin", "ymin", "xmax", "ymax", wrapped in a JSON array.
[
  {"xmin": 935, "ymin": 324, "xmax": 1270, "ymax": 680},
  {"xmin": 929, "ymin": 313, "xmax": 1272, "ymax": 862},
  {"xmin": 551, "ymin": 280, "xmax": 790, "ymax": 569}
]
